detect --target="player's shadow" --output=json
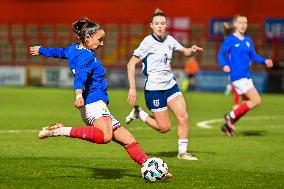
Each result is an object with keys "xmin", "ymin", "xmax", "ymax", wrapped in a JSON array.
[
  {"xmin": 239, "ymin": 130, "xmax": 267, "ymax": 136},
  {"xmin": 69, "ymin": 165, "xmax": 139, "ymax": 179}
]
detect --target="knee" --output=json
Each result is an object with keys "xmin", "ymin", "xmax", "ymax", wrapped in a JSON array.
[
  {"xmin": 255, "ymin": 97, "xmax": 261, "ymax": 106},
  {"xmin": 251, "ymin": 97, "xmax": 261, "ymax": 108},
  {"xmin": 159, "ymin": 127, "xmax": 171, "ymax": 133},
  {"xmin": 103, "ymin": 133, "xmax": 113, "ymax": 143},
  {"xmin": 157, "ymin": 122, "xmax": 171, "ymax": 133}
]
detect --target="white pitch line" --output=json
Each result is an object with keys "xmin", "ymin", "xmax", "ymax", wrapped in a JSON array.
[
  {"xmin": 196, "ymin": 116, "xmax": 284, "ymax": 129},
  {"xmin": 0, "ymin": 129, "xmax": 38, "ymax": 133}
]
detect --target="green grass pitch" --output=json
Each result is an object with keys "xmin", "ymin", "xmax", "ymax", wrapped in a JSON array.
[{"xmin": 0, "ymin": 87, "xmax": 283, "ymax": 188}]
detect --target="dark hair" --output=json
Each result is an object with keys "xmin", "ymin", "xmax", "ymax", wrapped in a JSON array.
[
  {"xmin": 223, "ymin": 22, "xmax": 234, "ymax": 37},
  {"xmin": 152, "ymin": 8, "xmax": 166, "ymax": 21},
  {"xmin": 72, "ymin": 17, "xmax": 102, "ymax": 42}
]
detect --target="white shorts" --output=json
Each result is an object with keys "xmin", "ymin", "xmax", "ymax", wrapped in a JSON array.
[
  {"xmin": 79, "ymin": 100, "xmax": 120, "ymax": 129},
  {"xmin": 232, "ymin": 78, "xmax": 254, "ymax": 95}
]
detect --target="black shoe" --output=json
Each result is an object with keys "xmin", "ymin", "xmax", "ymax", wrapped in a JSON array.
[
  {"xmin": 220, "ymin": 124, "xmax": 234, "ymax": 136},
  {"xmin": 224, "ymin": 113, "xmax": 235, "ymax": 131}
]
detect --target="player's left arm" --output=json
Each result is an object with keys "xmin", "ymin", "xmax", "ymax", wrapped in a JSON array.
[
  {"xmin": 181, "ymin": 45, "xmax": 203, "ymax": 56},
  {"xmin": 249, "ymin": 39, "xmax": 273, "ymax": 68},
  {"xmin": 171, "ymin": 36, "xmax": 203, "ymax": 56}
]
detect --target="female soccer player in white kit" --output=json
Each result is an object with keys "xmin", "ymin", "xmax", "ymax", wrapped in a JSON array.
[{"xmin": 126, "ymin": 9, "xmax": 203, "ymax": 160}]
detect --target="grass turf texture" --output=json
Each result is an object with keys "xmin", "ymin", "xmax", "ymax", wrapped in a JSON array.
[{"xmin": 0, "ymin": 87, "xmax": 283, "ymax": 188}]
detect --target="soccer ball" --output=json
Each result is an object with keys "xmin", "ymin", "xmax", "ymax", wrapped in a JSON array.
[{"xmin": 141, "ymin": 157, "xmax": 168, "ymax": 182}]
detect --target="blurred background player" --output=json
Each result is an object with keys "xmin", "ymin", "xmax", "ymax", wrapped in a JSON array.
[
  {"xmin": 30, "ymin": 18, "xmax": 174, "ymax": 178},
  {"xmin": 125, "ymin": 8, "xmax": 203, "ymax": 160},
  {"xmin": 218, "ymin": 14, "xmax": 273, "ymax": 136}
]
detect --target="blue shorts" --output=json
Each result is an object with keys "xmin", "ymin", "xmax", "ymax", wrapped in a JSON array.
[{"xmin": 144, "ymin": 84, "xmax": 182, "ymax": 112}]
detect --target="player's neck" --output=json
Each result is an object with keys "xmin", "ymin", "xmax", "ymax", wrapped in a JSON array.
[
  {"xmin": 152, "ymin": 32, "xmax": 167, "ymax": 42},
  {"xmin": 233, "ymin": 32, "xmax": 245, "ymax": 40}
]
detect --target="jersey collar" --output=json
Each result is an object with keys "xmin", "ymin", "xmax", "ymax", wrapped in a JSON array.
[{"xmin": 151, "ymin": 33, "xmax": 167, "ymax": 43}]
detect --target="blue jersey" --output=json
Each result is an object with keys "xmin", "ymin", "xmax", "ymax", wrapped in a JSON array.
[
  {"xmin": 39, "ymin": 43, "xmax": 108, "ymax": 105},
  {"xmin": 217, "ymin": 34, "xmax": 266, "ymax": 81}
]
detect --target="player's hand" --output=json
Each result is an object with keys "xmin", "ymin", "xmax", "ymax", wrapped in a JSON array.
[
  {"xmin": 265, "ymin": 59, "xmax": 273, "ymax": 68},
  {"xmin": 127, "ymin": 88, "xmax": 137, "ymax": 106},
  {"xmin": 190, "ymin": 45, "xmax": 203, "ymax": 53},
  {"xmin": 74, "ymin": 97, "xmax": 84, "ymax": 108},
  {"xmin": 30, "ymin": 46, "xmax": 41, "ymax": 56},
  {"xmin": 223, "ymin": 65, "xmax": 230, "ymax": 73}
]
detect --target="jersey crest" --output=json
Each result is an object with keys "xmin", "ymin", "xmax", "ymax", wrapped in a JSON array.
[
  {"xmin": 163, "ymin": 54, "xmax": 168, "ymax": 64},
  {"xmin": 246, "ymin": 41, "xmax": 250, "ymax": 48},
  {"xmin": 153, "ymin": 99, "xmax": 160, "ymax": 107}
]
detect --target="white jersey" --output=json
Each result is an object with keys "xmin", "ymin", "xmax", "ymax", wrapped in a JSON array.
[{"xmin": 133, "ymin": 33, "xmax": 184, "ymax": 90}]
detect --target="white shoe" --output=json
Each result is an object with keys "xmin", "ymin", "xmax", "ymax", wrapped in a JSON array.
[
  {"xmin": 164, "ymin": 172, "xmax": 173, "ymax": 180},
  {"xmin": 125, "ymin": 105, "xmax": 140, "ymax": 124},
  {"xmin": 38, "ymin": 123, "xmax": 64, "ymax": 139},
  {"xmin": 177, "ymin": 153, "xmax": 198, "ymax": 160}
]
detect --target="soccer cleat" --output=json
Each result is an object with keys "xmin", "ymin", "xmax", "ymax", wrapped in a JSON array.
[
  {"xmin": 177, "ymin": 153, "xmax": 198, "ymax": 160},
  {"xmin": 164, "ymin": 172, "xmax": 173, "ymax": 180},
  {"xmin": 38, "ymin": 122, "xmax": 64, "ymax": 139},
  {"xmin": 220, "ymin": 123, "xmax": 234, "ymax": 136},
  {"xmin": 224, "ymin": 113, "xmax": 236, "ymax": 131},
  {"xmin": 125, "ymin": 105, "xmax": 140, "ymax": 124}
]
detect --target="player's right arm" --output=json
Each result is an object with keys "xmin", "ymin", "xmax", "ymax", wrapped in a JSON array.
[
  {"xmin": 30, "ymin": 46, "xmax": 68, "ymax": 59},
  {"xmin": 127, "ymin": 38, "xmax": 149, "ymax": 106},
  {"xmin": 217, "ymin": 38, "xmax": 232, "ymax": 73},
  {"xmin": 127, "ymin": 56, "xmax": 141, "ymax": 106}
]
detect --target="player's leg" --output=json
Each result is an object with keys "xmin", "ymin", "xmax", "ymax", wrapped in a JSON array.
[
  {"xmin": 38, "ymin": 100, "xmax": 113, "ymax": 144},
  {"xmin": 167, "ymin": 93, "xmax": 197, "ymax": 160},
  {"xmin": 229, "ymin": 87, "xmax": 260, "ymax": 123},
  {"xmin": 227, "ymin": 79, "xmax": 260, "ymax": 124},
  {"xmin": 126, "ymin": 90, "xmax": 171, "ymax": 133},
  {"xmin": 113, "ymin": 125, "xmax": 173, "ymax": 179},
  {"xmin": 222, "ymin": 79, "xmax": 260, "ymax": 137},
  {"xmin": 231, "ymin": 86, "xmax": 241, "ymax": 109},
  {"xmin": 112, "ymin": 126, "xmax": 148, "ymax": 165},
  {"xmin": 128, "ymin": 107, "xmax": 171, "ymax": 132}
]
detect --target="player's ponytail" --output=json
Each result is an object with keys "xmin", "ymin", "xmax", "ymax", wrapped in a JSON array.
[
  {"xmin": 223, "ymin": 22, "xmax": 234, "ymax": 38},
  {"xmin": 72, "ymin": 17, "xmax": 102, "ymax": 43},
  {"xmin": 152, "ymin": 8, "xmax": 166, "ymax": 21}
]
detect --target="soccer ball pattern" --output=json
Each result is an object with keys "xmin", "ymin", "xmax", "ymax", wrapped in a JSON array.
[{"xmin": 141, "ymin": 157, "xmax": 168, "ymax": 182}]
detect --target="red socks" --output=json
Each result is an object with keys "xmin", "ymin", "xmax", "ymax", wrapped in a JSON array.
[
  {"xmin": 70, "ymin": 126, "xmax": 105, "ymax": 144},
  {"xmin": 231, "ymin": 87, "xmax": 240, "ymax": 105},
  {"xmin": 125, "ymin": 142, "xmax": 148, "ymax": 165},
  {"xmin": 69, "ymin": 127, "xmax": 148, "ymax": 165},
  {"xmin": 233, "ymin": 102, "xmax": 250, "ymax": 120}
]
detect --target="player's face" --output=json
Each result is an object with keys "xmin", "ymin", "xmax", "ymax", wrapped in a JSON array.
[
  {"xmin": 85, "ymin": 29, "xmax": 105, "ymax": 51},
  {"xmin": 234, "ymin": 16, "xmax": 248, "ymax": 35},
  {"xmin": 151, "ymin": 16, "xmax": 167, "ymax": 38}
]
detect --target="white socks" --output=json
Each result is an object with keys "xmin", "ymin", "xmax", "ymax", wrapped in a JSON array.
[
  {"xmin": 139, "ymin": 110, "xmax": 149, "ymax": 122},
  {"xmin": 58, "ymin": 127, "xmax": 72, "ymax": 136},
  {"xmin": 178, "ymin": 139, "xmax": 188, "ymax": 155},
  {"xmin": 229, "ymin": 111, "xmax": 236, "ymax": 119}
]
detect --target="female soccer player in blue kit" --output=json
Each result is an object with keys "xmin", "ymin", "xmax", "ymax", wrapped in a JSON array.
[
  {"xmin": 218, "ymin": 15, "xmax": 273, "ymax": 136},
  {"xmin": 125, "ymin": 9, "xmax": 203, "ymax": 160},
  {"xmin": 29, "ymin": 18, "xmax": 173, "ymax": 176}
]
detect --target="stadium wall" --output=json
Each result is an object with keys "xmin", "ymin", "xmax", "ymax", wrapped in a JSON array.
[{"xmin": 0, "ymin": 0, "xmax": 283, "ymax": 24}]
